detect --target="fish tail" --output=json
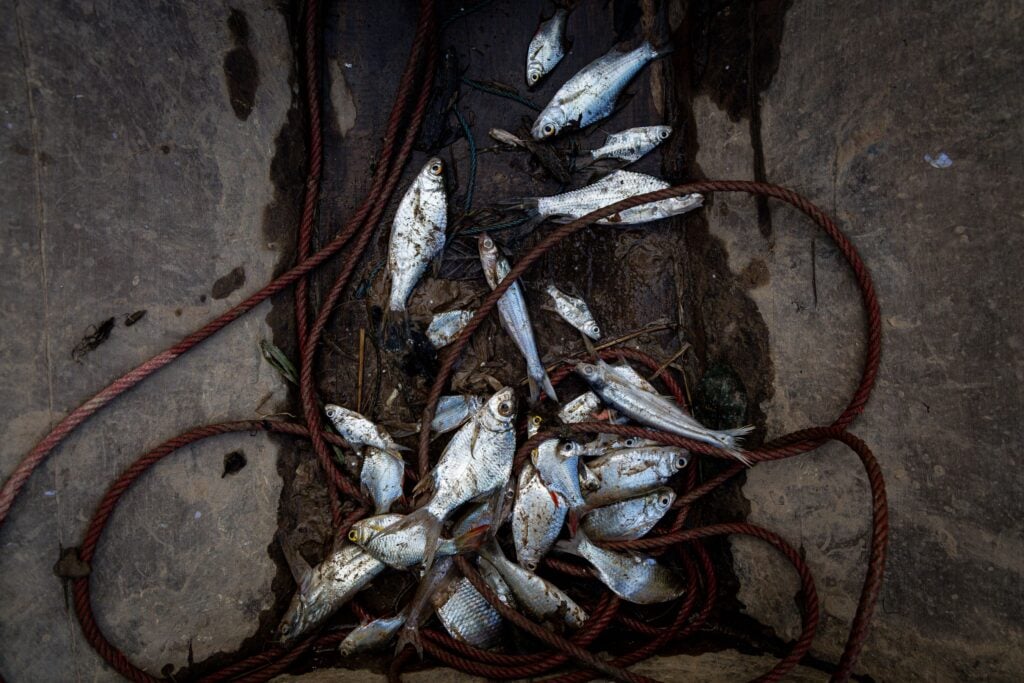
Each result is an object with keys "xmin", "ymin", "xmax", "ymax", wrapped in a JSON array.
[
  {"xmin": 394, "ymin": 623, "xmax": 424, "ymax": 659},
  {"xmin": 452, "ymin": 524, "xmax": 490, "ymax": 554},
  {"xmin": 526, "ymin": 376, "xmax": 541, "ymax": 404},
  {"xmin": 649, "ymin": 40, "xmax": 675, "ymax": 60},
  {"xmin": 553, "ymin": 530, "xmax": 584, "ymax": 557},
  {"xmin": 528, "ymin": 363, "xmax": 558, "ymax": 403},
  {"xmin": 393, "ymin": 507, "xmax": 445, "ymax": 572},
  {"xmin": 710, "ymin": 425, "xmax": 755, "ymax": 467},
  {"xmin": 494, "ymin": 197, "xmax": 540, "ymax": 214}
]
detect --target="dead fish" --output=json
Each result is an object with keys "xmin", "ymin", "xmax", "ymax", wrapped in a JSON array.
[
  {"xmin": 324, "ymin": 404, "xmax": 408, "ymax": 457},
  {"xmin": 513, "ymin": 462, "xmax": 567, "ymax": 571},
  {"xmin": 380, "ymin": 387, "xmax": 517, "ymax": 572},
  {"xmin": 576, "ymin": 360, "xmax": 753, "ymax": 463},
  {"xmin": 589, "ymin": 125, "xmax": 672, "ymax": 163},
  {"xmin": 395, "ymin": 555, "xmax": 456, "ymax": 657},
  {"xmin": 532, "ymin": 41, "xmax": 667, "ymax": 139},
  {"xmin": 347, "ymin": 513, "xmax": 487, "ymax": 569},
  {"xmin": 527, "ymin": 413, "xmax": 545, "ymax": 438},
  {"xmin": 489, "ymin": 127, "xmax": 528, "ymax": 148},
  {"xmin": 581, "ymin": 487, "xmax": 675, "ymax": 541},
  {"xmin": 426, "ymin": 309, "xmax": 475, "ymax": 348},
  {"xmin": 514, "ymin": 170, "xmax": 703, "ymax": 226},
  {"xmin": 278, "ymin": 540, "xmax": 385, "ymax": 643},
  {"xmin": 546, "ymin": 284, "xmax": 601, "ymax": 339},
  {"xmin": 584, "ymin": 446, "xmax": 689, "ymax": 506},
  {"xmin": 431, "ymin": 394, "xmax": 484, "ymax": 435},
  {"xmin": 339, "ymin": 612, "xmax": 407, "ymax": 656},
  {"xmin": 532, "ymin": 439, "xmax": 586, "ymax": 513},
  {"xmin": 477, "ymin": 555, "xmax": 518, "ymax": 609},
  {"xmin": 479, "ymin": 540, "xmax": 587, "ymax": 630},
  {"xmin": 384, "ymin": 157, "xmax": 447, "ymax": 343},
  {"xmin": 432, "ymin": 575, "xmax": 505, "ymax": 649},
  {"xmin": 558, "ymin": 392, "xmax": 602, "ymax": 424},
  {"xmin": 581, "ymin": 433, "xmax": 661, "ymax": 457},
  {"xmin": 556, "ymin": 530, "xmax": 686, "ymax": 604},
  {"xmin": 609, "ymin": 363, "xmax": 659, "ymax": 395},
  {"xmin": 361, "ymin": 446, "xmax": 405, "ymax": 515},
  {"xmin": 526, "ymin": 8, "xmax": 569, "ymax": 87},
  {"xmin": 478, "ymin": 235, "xmax": 557, "ymax": 402}
]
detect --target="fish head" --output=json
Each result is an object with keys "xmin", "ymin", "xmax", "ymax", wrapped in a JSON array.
[
  {"xmin": 574, "ymin": 361, "xmax": 607, "ymax": 389},
  {"xmin": 652, "ymin": 487, "xmax": 676, "ymax": 512},
  {"xmin": 527, "ymin": 414, "xmax": 544, "ymax": 438},
  {"xmin": 531, "ymin": 106, "xmax": 567, "ymax": 140},
  {"xmin": 324, "ymin": 404, "xmax": 344, "ymax": 422},
  {"xmin": 558, "ymin": 440, "xmax": 582, "ymax": 462},
  {"xmin": 347, "ymin": 518, "xmax": 384, "ymax": 545},
  {"xmin": 477, "ymin": 233, "xmax": 498, "ymax": 262},
  {"xmin": 653, "ymin": 125, "xmax": 673, "ymax": 142},
  {"xmin": 482, "ymin": 387, "xmax": 517, "ymax": 427},
  {"xmin": 278, "ymin": 585, "xmax": 328, "ymax": 644},
  {"xmin": 526, "ymin": 62, "xmax": 544, "ymax": 87},
  {"xmin": 583, "ymin": 320, "xmax": 601, "ymax": 339},
  {"xmin": 419, "ymin": 157, "xmax": 446, "ymax": 189}
]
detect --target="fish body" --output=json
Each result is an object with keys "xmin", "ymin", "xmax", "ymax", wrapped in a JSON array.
[
  {"xmin": 531, "ymin": 439, "xmax": 586, "ymax": 511},
  {"xmin": 609, "ymin": 363, "xmax": 659, "ymax": 394},
  {"xmin": 431, "ymin": 394, "xmax": 484, "ymax": 435},
  {"xmin": 546, "ymin": 285, "xmax": 601, "ymax": 339},
  {"xmin": 513, "ymin": 462, "xmax": 567, "ymax": 570},
  {"xmin": 339, "ymin": 613, "xmax": 407, "ymax": 656},
  {"xmin": 478, "ymin": 556, "xmax": 518, "ymax": 608},
  {"xmin": 324, "ymin": 404, "xmax": 405, "ymax": 456},
  {"xmin": 532, "ymin": 41, "xmax": 662, "ymax": 139},
  {"xmin": 585, "ymin": 446, "xmax": 689, "ymax": 506},
  {"xmin": 558, "ymin": 391, "xmax": 603, "ymax": 424},
  {"xmin": 528, "ymin": 171, "xmax": 703, "ymax": 226},
  {"xmin": 557, "ymin": 531, "xmax": 686, "ymax": 604},
  {"xmin": 479, "ymin": 541, "xmax": 587, "ymax": 630},
  {"xmin": 581, "ymin": 434, "xmax": 662, "ymax": 457},
  {"xmin": 432, "ymin": 576, "xmax": 505, "ymax": 649},
  {"xmin": 581, "ymin": 487, "xmax": 675, "ymax": 541},
  {"xmin": 278, "ymin": 543, "xmax": 385, "ymax": 642},
  {"xmin": 576, "ymin": 360, "xmax": 753, "ymax": 463},
  {"xmin": 348, "ymin": 513, "xmax": 485, "ymax": 569},
  {"xmin": 526, "ymin": 8, "xmax": 569, "ymax": 87},
  {"xmin": 590, "ymin": 125, "xmax": 672, "ymax": 163},
  {"xmin": 426, "ymin": 309, "xmax": 475, "ymax": 348},
  {"xmin": 478, "ymin": 235, "xmax": 557, "ymax": 402},
  {"xmin": 361, "ymin": 447, "xmax": 405, "ymax": 514},
  {"xmin": 385, "ymin": 157, "xmax": 447, "ymax": 322}
]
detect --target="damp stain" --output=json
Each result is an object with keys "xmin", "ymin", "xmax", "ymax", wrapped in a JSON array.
[
  {"xmin": 211, "ymin": 266, "xmax": 246, "ymax": 299},
  {"xmin": 223, "ymin": 8, "xmax": 260, "ymax": 121}
]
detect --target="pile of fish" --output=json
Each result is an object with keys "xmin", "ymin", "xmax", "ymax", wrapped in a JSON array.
[{"xmin": 277, "ymin": 9, "xmax": 754, "ymax": 660}]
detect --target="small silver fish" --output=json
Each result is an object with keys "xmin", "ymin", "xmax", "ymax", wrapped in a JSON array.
[
  {"xmin": 426, "ymin": 309, "xmax": 475, "ymax": 348},
  {"xmin": 432, "ymin": 575, "xmax": 505, "ymax": 649},
  {"xmin": 513, "ymin": 462, "xmax": 567, "ymax": 571},
  {"xmin": 576, "ymin": 359, "xmax": 753, "ymax": 463},
  {"xmin": 479, "ymin": 540, "xmax": 587, "ymax": 630},
  {"xmin": 339, "ymin": 613, "xmax": 407, "ymax": 656},
  {"xmin": 381, "ymin": 387, "xmax": 517, "ymax": 571},
  {"xmin": 581, "ymin": 433, "xmax": 661, "ymax": 457},
  {"xmin": 324, "ymin": 404, "xmax": 407, "ymax": 456},
  {"xmin": 532, "ymin": 41, "xmax": 665, "ymax": 139},
  {"xmin": 361, "ymin": 446, "xmax": 405, "ymax": 515},
  {"xmin": 609, "ymin": 363, "xmax": 659, "ymax": 394},
  {"xmin": 347, "ymin": 513, "xmax": 486, "ymax": 569},
  {"xmin": 489, "ymin": 127, "xmax": 528, "ymax": 148},
  {"xmin": 590, "ymin": 125, "xmax": 672, "ymax": 163},
  {"xmin": 477, "ymin": 556, "xmax": 518, "ymax": 609},
  {"xmin": 278, "ymin": 543, "xmax": 385, "ymax": 642},
  {"xmin": 385, "ymin": 157, "xmax": 447, "ymax": 334},
  {"xmin": 557, "ymin": 530, "xmax": 686, "ymax": 604},
  {"xmin": 478, "ymin": 235, "xmax": 557, "ymax": 402},
  {"xmin": 520, "ymin": 170, "xmax": 703, "ymax": 226},
  {"xmin": 581, "ymin": 487, "xmax": 675, "ymax": 541},
  {"xmin": 546, "ymin": 285, "xmax": 601, "ymax": 339},
  {"xmin": 526, "ymin": 8, "xmax": 569, "ymax": 87},
  {"xmin": 431, "ymin": 395, "xmax": 484, "ymax": 435},
  {"xmin": 584, "ymin": 446, "xmax": 689, "ymax": 506},
  {"xmin": 526, "ymin": 413, "xmax": 545, "ymax": 438},
  {"xmin": 532, "ymin": 439, "xmax": 586, "ymax": 512},
  {"xmin": 558, "ymin": 391, "xmax": 603, "ymax": 424}
]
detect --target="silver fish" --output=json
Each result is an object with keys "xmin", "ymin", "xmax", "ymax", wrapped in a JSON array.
[
  {"xmin": 532, "ymin": 41, "xmax": 665, "ymax": 139},
  {"xmin": 361, "ymin": 446, "xmax": 405, "ymax": 515},
  {"xmin": 581, "ymin": 487, "xmax": 675, "ymax": 541},
  {"xmin": 584, "ymin": 446, "xmax": 689, "ymax": 506},
  {"xmin": 590, "ymin": 125, "xmax": 672, "ymax": 163},
  {"xmin": 527, "ymin": 413, "xmax": 545, "ymax": 438},
  {"xmin": 478, "ymin": 235, "xmax": 557, "ymax": 402},
  {"xmin": 556, "ymin": 530, "xmax": 686, "ymax": 604},
  {"xmin": 576, "ymin": 360, "xmax": 753, "ymax": 463},
  {"xmin": 558, "ymin": 391, "xmax": 603, "ymax": 424},
  {"xmin": 348, "ymin": 513, "xmax": 486, "ymax": 569},
  {"xmin": 324, "ymin": 404, "xmax": 406, "ymax": 456},
  {"xmin": 432, "ymin": 575, "xmax": 505, "ymax": 649},
  {"xmin": 431, "ymin": 394, "xmax": 484, "ymax": 435},
  {"xmin": 581, "ymin": 433, "xmax": 661, "ymax": 457},
  {"xmin": 523, "ymin": 170, "xmax": 703, "ymax": 226},
  {"xmin": 526, "ymin": 8, "xmax": 569, "ymax": 87},
  {"xmin": 385, "ymin": 157, "xmax": 447, "ymax": 327},
  {"xmin": 479, "ymin": 540, "xmax": 587, "ymax": 630},
  {"xmin": 478, "ymin": 556, "xmax": 518, "ymax": 609},
  {"xmin": 278, "ymin": 542, "xmax": 385, "ymax": 642},
  {"xmin": 382, "ymin": 387, "xmax": 517, "ymax": 571},
  {"xmin": 339, "ymin": 613, "xmax": 407, "ymax": 656},
  {"xmin": 395, "ymin": 555, "xmax": 456, "ymax": 657},
  {"xmin": 546, "ymin": 284, "xmax": 601, "ymax": 339},
  {"xmin": 426, "ymin": 309, "xmax": 475, "ymax": 348},
  {"xmin": 609, "ymin": 363, "xmax": 659, "ymax": 395},
  {"xmin": 513, "ymin": 462, "xmax": 567, "ymax": 571},
  {"xmin": 531, "ymin": 439, "xmax": 586, "ymax": 512}
]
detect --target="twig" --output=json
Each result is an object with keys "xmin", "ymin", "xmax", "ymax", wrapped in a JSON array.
[
  {"xmin": 649, "ymin": 343, "xmax": 690, "ymax": 381},
  {"xmin": 357, "ymin": 328, "xmax": 366, "ymax": 413}
]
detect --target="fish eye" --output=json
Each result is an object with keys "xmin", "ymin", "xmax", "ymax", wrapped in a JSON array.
[
  {"xmin": 347, "ymin": 529, "xmax": 359, "ymax": 542},
  {"xmin": 279, "ymin": 622, "xmax": 291, "ymax": 635},
  {"xmin": 659, "ymin": 495, "xmax": 671, "ymax": 507},
  {"xmin": 625, "ymin": 437, "xmax": 638, "ymax": 447},
  {"xmin": 531, "ymin": 415, "xmax": 543, "ymax": 425},
  {"xmin": 659, "ymin": 129, "xmax": 671, "ymax": 139},
  {"xmin": 529, "ymin": 71, "xmax": 540, "ymax": 84},
  {"xmin": 676, "ymin": 456, "xmax": 688, "ymax": 469},
  {"xmin": 542, "ymin": 123, "xmax": 555, "ymax": 137},
  {"xmin": 482, "ymin": 237, "xmax": 494, "ymax": 249},
  {"xmin": 498, "ymin": 401, "xmax": 514, "ymax": 417},
  {"xmin": 429, "ymin": 160, "xmax": 444, "ymax": 176},
  {"xmin": 588, "ymin": 323, "xmax": 600, "ymax": 335},
  {"xmin": 526, "ymin": 560, "xmax": 538, "ymax": 570}
]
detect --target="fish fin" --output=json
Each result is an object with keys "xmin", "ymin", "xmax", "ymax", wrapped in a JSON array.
[
  {"xmin": 411, "ymin": 471, "xmax": 435, "ymax": 498},
  {"xmin": 394, "ymin": 624, "xmax": 424, "ymax": 659},
  {"xmin": 453, "ymin": 524, "xmax": 490, "ymax": 554},
  {"xmin": 714, "ymin": 425, "xmax": 756, "ymax": 466},
  {"xmin": 566, "ymin": 508, "xmax": 581, "ymax": 535},
  {"xmin": 529, "ymin": 366, "xmax": 558, "ymax": 403},
  {"xmin": 651, "ymin": 42, "xmax": 675, "ymax": 59},
  {"xmin": 276, "ymin": 530, "xmax": 313, "ymax": 591},
  {"xmin": 553, "ymin": 532, "xmax": 583, "ymax": 557},
  {"xmin": 382, "ymin": 308, "xmax": 411, "ymax": 352},
  {"xmin": 387, "ymin": 444, "xmax": 412, "ymax": 454},
  {"xmin": 493, "ymin": 197, "xmax": 540, "ymax": 213}
]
